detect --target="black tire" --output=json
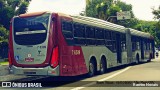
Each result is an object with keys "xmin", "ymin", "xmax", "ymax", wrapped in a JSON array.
[
  {"xmin": 100, "ymin": 59, "xmax": 106, "ymax": 74},
  {"xmin": 88, "ymin": 60, "xmax": 95, "ymax": 77},
  {"xmin": 148, "ymin": 54, "xmax": 152, "ymax": 62},
  {"xmin": 136, "ymin": 54, "xmax": 140, "ymax": 64},
  {"xmin": 147, "ymin": 59, "xmax": 151, "ymax": 62}
]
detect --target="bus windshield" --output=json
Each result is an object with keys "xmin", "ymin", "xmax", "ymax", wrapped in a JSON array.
[{"xmin": 13, "ymin": 13, "xmax": 50, "ymax": 45}]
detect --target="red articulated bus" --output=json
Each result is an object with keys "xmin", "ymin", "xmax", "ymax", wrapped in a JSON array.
[{"xmin": 8, "ymin": 11, "xmax": 155, "ymax": 77}]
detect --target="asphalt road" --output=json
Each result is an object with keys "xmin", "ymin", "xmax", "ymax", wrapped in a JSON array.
[
  {"xmin": 1, "ymin": 55, "xmax": 160, "ymax": 90},
  {"xmin": 45, "ymin": 57, "xmax": 160, "ymax": 90}
]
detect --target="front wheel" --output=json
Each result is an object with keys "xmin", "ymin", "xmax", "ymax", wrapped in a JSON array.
[
  {"xmin": 147, "ymin": 54, "xmax": 152, "ymax": 62},
  {"xmin": 156, "ymin": 52, "xmax": 159, "ymax": 58}
]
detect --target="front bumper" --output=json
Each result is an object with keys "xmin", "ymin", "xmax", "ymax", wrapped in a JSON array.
[{"xmin": 10, "ymin": 65, "xmax": 59, "ymax": 76}]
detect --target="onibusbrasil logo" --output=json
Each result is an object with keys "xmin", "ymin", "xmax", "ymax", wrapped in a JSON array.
[{"xmin": 1, "ymin": 82, "xmax": 42, "ymax": 88}]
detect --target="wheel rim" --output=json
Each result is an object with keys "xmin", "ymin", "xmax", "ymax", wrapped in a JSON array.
[
  {"xmin": 136, "ymin": 55, "xmax": 139, "ymax": 64},
  {"xmin": 100, "ymin": 63, "xmax": 104, "ymax": 73},
  {"xmin": 100, "ymin": 61, "xmax": 105, "ymax": 74},
  {"xmin": 89, "ymin": 63, "xmax": 94, "ymax": 76}
]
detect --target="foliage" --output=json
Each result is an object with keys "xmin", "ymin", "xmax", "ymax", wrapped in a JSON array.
[
  {"xmin": 0, "ymin": 0, "xmax": 31, "ymax": 29},
  {"xmin": 116, "ymin": 1, "xmax": 137, "ymax": 27},
  {"xmin": 0, "ymin": 0, "xmax": 31, "ymax": 40},
  {"xmin": 96, "ymin": 0, "xmax": 113, "ymax": 20},
  {"xmin": 0, "ymin": 61, "xmax": 9, "ymax": 65},
  {"xmin": 85, "ymin": 0, "xmax": 134, "ymax": 23},
  {"xmin": 117, "ymin": 18, "xmax": 139, "ymax": 28},
  {"xmin": 152, "ymin": 6, "xmax": 160, "ymax": 20},
  {"xmin": 16, "ymin": 1, "xmax": 29, "ymax": 15},
  {"xmin": 152, "ymin": 6, "xmax": 160, "ymax": 46},
  {"xmin": 0, "ymin": 0, "xmax": 31, "ymax": 58},
  {"xmin": 85, "ymin": 0, "xmax": 103, "ymax": 18},
  {"xmin": 0, "ymin": 25, "xmax": 8, "ymax": 45}
]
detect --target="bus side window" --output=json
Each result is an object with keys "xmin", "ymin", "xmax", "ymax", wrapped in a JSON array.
[
  {"xmin": 96, "ymin": 28, "xmax": 104, "ymax": 39},
  {"xmin": 148, "ymin": 39, "xmax": 151, "ymax": 50},
  {"xmin": 62, "ymin": 21, "xmax": 72, "ymax": 32},
  {"xmin": 86, "ymin": 26, "xmax": 95, "ymax": 38},
  {"xmin": 149, "ymin": 41, "xmax": 152, "ymax": 50},
  {"xmin": 95, "ymin": 28, "xmax": 105, "ymax": 45},
  {"xmin": 144, "ymin": 39, "xmax": 149, "ymax": 50},
  {"xmin": 131, "ymin": 36, "xmax": 136, "ymax": 51},
  {"xmin": 121, "ymin": 34, "xmax": 126, "ymax": 51},
  {"xmin": 105, "ymin": 30, "xmax": 113, "ymax": 51},
  {"xmin": 105, "ymin": 30, "xmax": 111, "ymax": 40},
  {"xmin": 73, "ymin": 23, "xmax": 86, "ymax": 45},
  {"xmin": 62, "ymin": 21, "xmax": 73, "ymax": 38},
  {"xmin": 86, "ymin": 26, "xmax": 95, "ymax": 45},
  {"xmin": 112, "ymin": 32, "xmax": 116, "ymax": 52},
  {"xmin": 73, "ymin": 23, "xmax": 85, "ymax": 38},
  {"xmin": 62, "ymin": 21, "xmax": 74, "ymax": 45},
  {"xmin": 137, "ymin": 38, "xmax": 140, "ymax": 50}
]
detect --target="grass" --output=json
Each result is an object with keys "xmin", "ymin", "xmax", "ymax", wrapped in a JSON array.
[{"xmin": 0, "ymin": 61, "xmax": 9, "ymax": 65}]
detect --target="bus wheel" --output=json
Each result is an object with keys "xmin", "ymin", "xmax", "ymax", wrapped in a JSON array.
[
  {"xmin": 148, "ymin": 54, "xmax": 152, "ymax": 62},
  {"xmin": 100, "ymin": 59, "xmax": 106, "ymax": 74},
  {"xmin": 88, "ymin": 61, "xmax": 95, "ymax": 77},
  {"xmin": 136, "ymin": 54, "xmax": 140, "ymax": 64}
]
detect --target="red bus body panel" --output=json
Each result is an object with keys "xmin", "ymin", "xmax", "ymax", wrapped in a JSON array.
[{"xmin": 57, "ymin": 14, "xmax": 88, "ymax": 76}]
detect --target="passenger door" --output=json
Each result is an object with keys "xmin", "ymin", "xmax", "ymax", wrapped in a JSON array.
[
  {"xmin": 141, "ymin": 40, "xmax": 144, "ymax": 59},
  {"xmin": 116, "ymin": 34, "xmax": 122, "ymax": 63}
]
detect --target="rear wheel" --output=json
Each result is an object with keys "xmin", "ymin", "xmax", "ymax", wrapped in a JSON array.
[
  {"xmin": 88, "ymin": 61, "xmax": 95, "ymax": 77},
  {"xmin": 136, "ymin": 54, "xmax": 140, "ymax": 64},
  {"xmin": 148, "ymin": 54, "xmax": 152, "ymax": 62},
  {"xmin": 100, "ymin": 59, "xmax": 106, "ymax": 74}
]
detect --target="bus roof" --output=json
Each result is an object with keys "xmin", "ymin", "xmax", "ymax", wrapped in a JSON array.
[
  {"xmin": 19, "ymin": 11, "xmax": 49, "ymax": 18},
  {"xmin": 70, "ymin": 15, "xmax": 153, "ymax": 39},
  {"xmin": 129, "ymin": 28, "xmax": 153, "ymax": 39},
  {"xmin": 70, "ymin": 15, "xmax": 126, "ymax": 33}
]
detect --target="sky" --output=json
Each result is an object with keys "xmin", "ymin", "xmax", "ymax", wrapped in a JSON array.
[
  {"xmin": 28, "ymin": 0, "xmax": 160, "ymax": 21},
  {"xmin": 28, "ymin": 0, "xmax": 85, "ymax": 15},
  {"xmin": 120, "ymin": 0, "xmax": 160, "ymax": 21}
]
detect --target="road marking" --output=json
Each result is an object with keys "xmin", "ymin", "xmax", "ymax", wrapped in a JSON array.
[{"xmin": 70, "ymin": 66, "xmax": 131, "ymax": 90}]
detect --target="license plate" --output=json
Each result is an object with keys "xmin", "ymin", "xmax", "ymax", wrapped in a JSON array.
[
  {"xmin": 25, "ymin": 58, "xmax": 34, "ymax": 62},
  {"xmin": 24, "ymin": 72, "xmax": 36, "ymax": 74}
]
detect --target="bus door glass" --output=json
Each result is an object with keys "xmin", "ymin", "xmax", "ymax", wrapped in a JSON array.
[{"xmin": 116, "ymin": 33, "xmax": 122, "ymax": 63}]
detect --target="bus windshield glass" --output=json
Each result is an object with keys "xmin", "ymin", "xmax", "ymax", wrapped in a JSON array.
[{"xmin": 13, "ymin": 13, "xmax": 50, "ymax": 45}]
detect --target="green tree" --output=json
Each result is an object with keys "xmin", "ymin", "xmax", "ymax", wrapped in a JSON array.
[
  {"xmin": 0, "ymin": 0, "xmax": 31, "ymax": 29},
  {"xmin": 116, "ymin": 1, "xmax": 138, "ymax": 27},
  {"xmin": 85, "ymin": 0, "xmax": 135, "ymax": 24},
  {"xmin": 16, "ymin": 1, "xmax": 30, "ymax": 15},
  {"xmin": 152, "ymin": 6, "xmax": 160, "ymax": 20},
  {"xmin": 0, "ymin": 25, "xmax": 8, "ymax": 48},
  {"xmin": 152, "ymin": 6, "xmax": 160, "ymax": 46},
  {"xmin": 116, "ymin": 1, "xmax": 132, "ymax": 11},
  {"xmin": 0, "ymin": 25, "xmax": 9, "ymax": 58},
  {"xmin": 96, "ymin": 0, "xmax": 113, "ymax": 20},
  {"xmin": 106, "ymin": 5, "xmax": 121, "ymax": 23},
  {"xmin": 86, "ymin": 0, "xmax": 106, "ymax": 18},
  {"xmin": 0, "ymin": 0, "xmax": 31, "ymax": 58}
]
